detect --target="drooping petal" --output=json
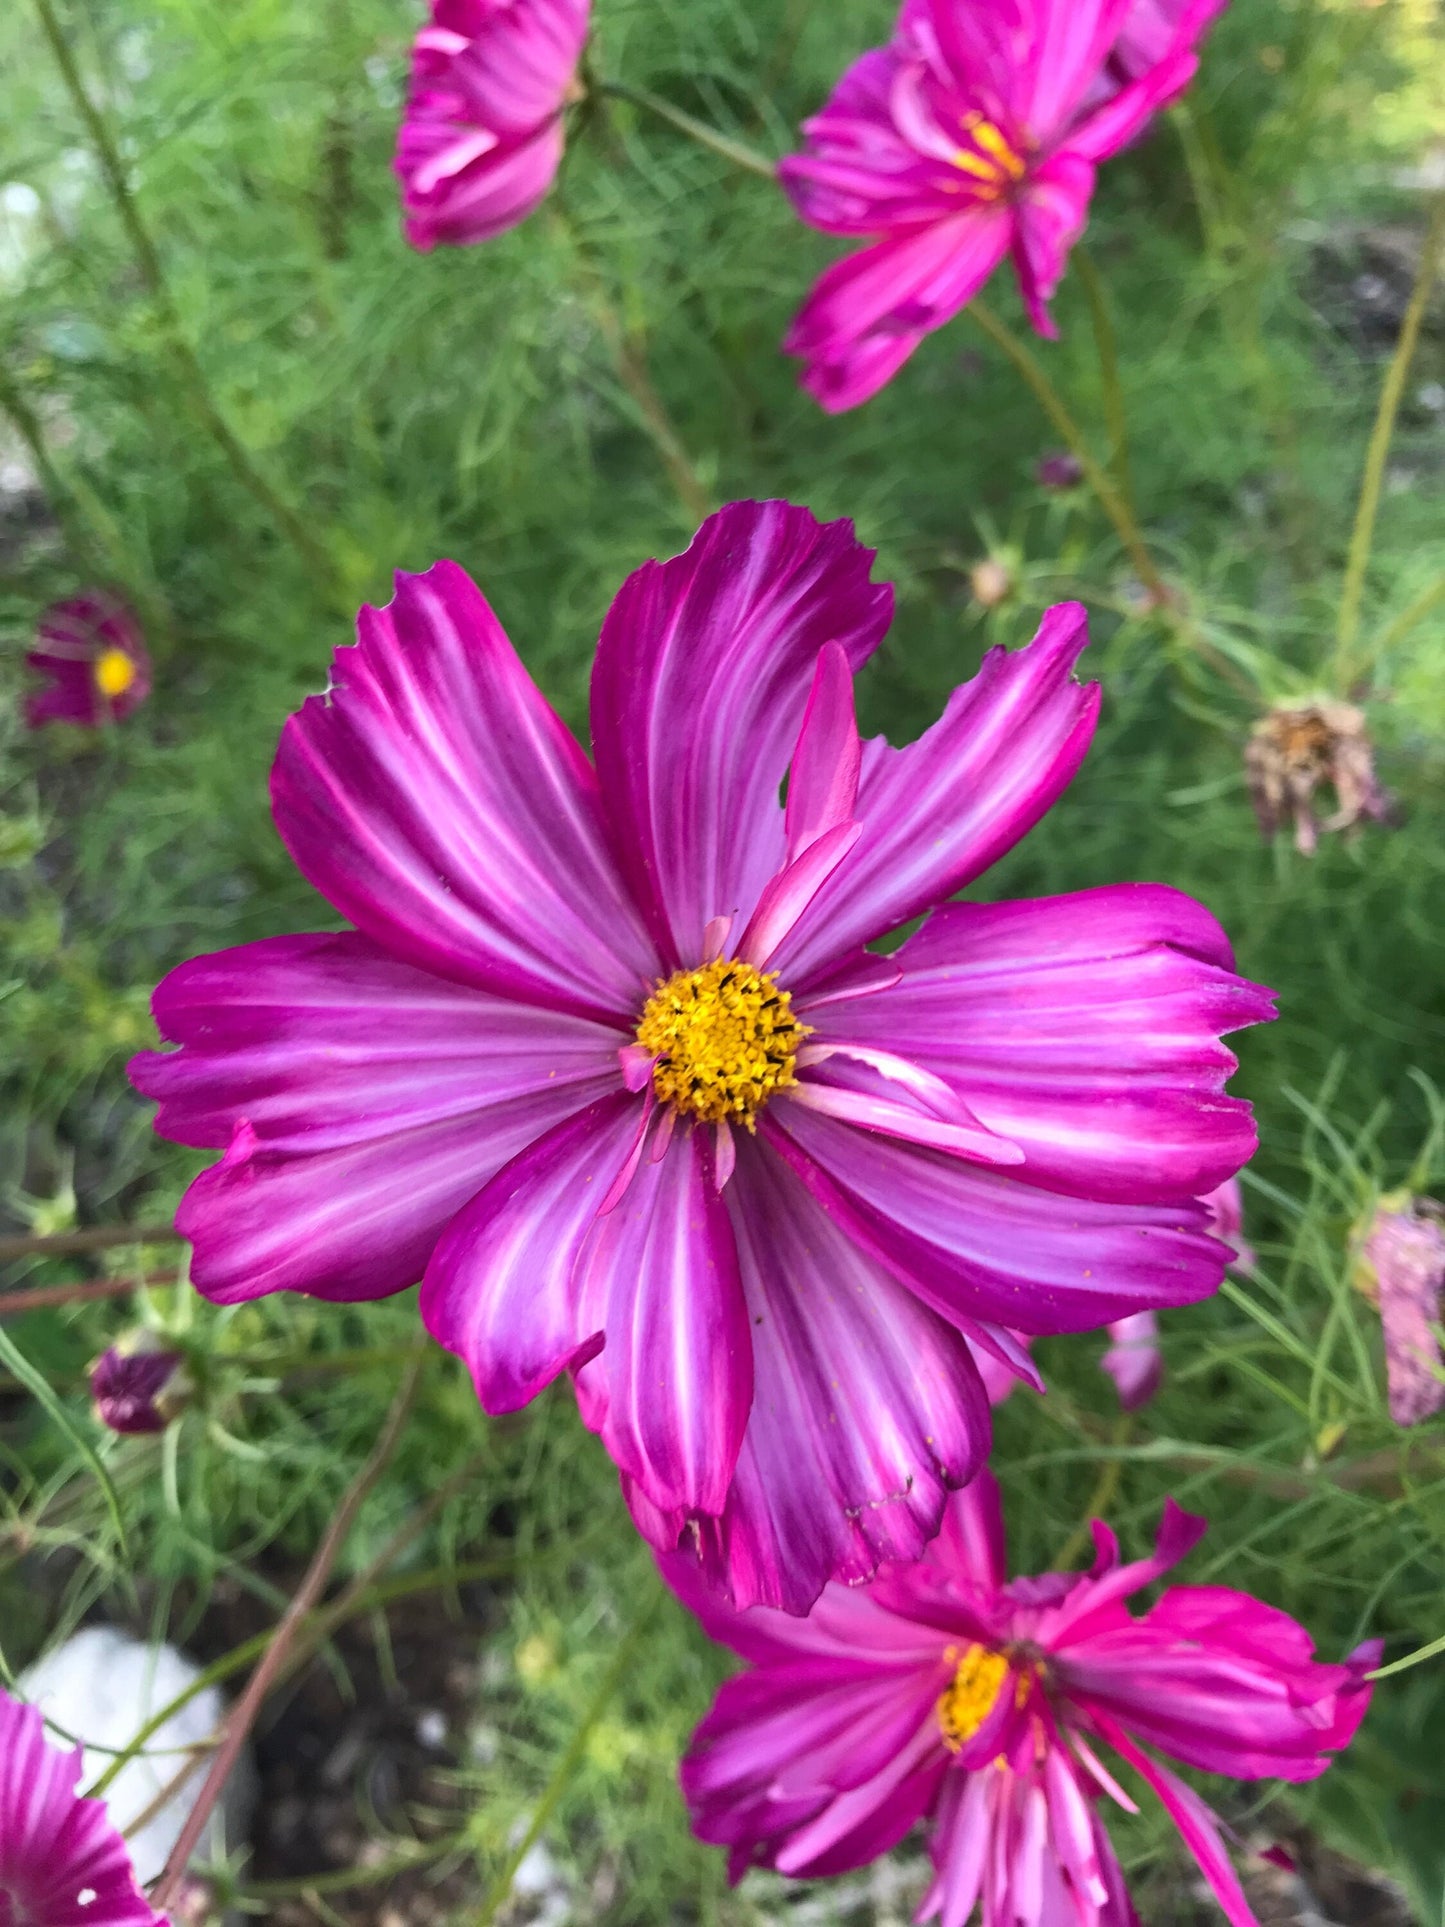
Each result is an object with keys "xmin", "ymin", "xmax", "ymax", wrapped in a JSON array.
[
  {"xmin": 784, "ymin": 642, "xmax": 862, "ymax": 859},
  {"xmin": 632, "ymin": 1134, "xmax": 989, "ymax": 1613},
  {"xmin": 570, "ymin": 1124, "xmax": 752, "ymax": 1514},
  {"xmin": 772, "ymin": 606, "xmax": 1099, "ymax": 984},
  {"xmin": 1093, "ymin": 1723, "xmax": 1263, "ymax": 1927},
  {"xmin": 1011, "ymin": 151, "xmax": 1097, "ymax": 337},
  {"xmin": 270, "ymin": 562, "xmax": 658, "ymax": 1024},
  {"xmin": 590, "ymin": 502, "xmax": 893, "ymax": 968},
  {"xmin": 783, "ymin": 209, "xmax": 1014, "ymax": 414},
  {"xmin": 804, "ymin": 885, "xmax": 1274, "ymax": 1202},
  {"xmin": 420, "ymin": 1094, "xmax": 643, "ymax": 1411},
  {"xmin": 769, "ymin": 1101, "xmax": 1230, "ymax": 1336},
  {"xmin": 130, "ymin": 932, "xmax": 621, "ymax": 1305}
]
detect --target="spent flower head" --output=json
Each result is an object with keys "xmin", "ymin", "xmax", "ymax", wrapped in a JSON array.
[{"xmin": 1244, "ymin": 698, "xmax": 1391, "ymax": 855}]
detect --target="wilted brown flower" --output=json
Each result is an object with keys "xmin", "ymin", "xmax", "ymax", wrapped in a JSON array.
[
  {"xmin": 1244, "ymin": 699, "xmax": 1390, "ymax": 855},
  {"xmin": 1354, "ymin": 1193, "xmax": 1445, "ymax": 1427}
]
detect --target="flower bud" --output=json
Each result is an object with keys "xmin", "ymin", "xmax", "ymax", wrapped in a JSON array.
[
  {"xmin": 90, "ymin": 1332, "xmax": 189, "ymax": 1435},
  {"xmin": 969, "ymin": 557, "xmax": 1015, "ymax": 608},
  {"xmin": 1035, "ymin": 451, "xmax": 1084, "ymax": 491}
]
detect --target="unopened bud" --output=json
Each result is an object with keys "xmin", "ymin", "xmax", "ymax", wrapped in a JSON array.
[
  {"xmin": 90, "ymin": 1332, "xmax": 189, "ymax": 1435},
  {"xmin": 969, "ymin": 557, "xmax": 1015, "ymax": 608},
  {"xmin": 1035, "ymin": 451, "xmax": 1084, "ymax": 491}
]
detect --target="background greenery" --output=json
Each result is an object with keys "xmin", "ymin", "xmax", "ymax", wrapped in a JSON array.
[{"xmin": 2, "ymin": 0, "xmax": 1444, "ymax": 1918}]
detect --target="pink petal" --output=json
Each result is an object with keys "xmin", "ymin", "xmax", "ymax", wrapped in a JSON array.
[
  {"xmin": 1059, "ymin": 1586, "xmax": 1377, "ymax": 1780},
  {"xmin": 1018, "ymin": 0, "xmax": 1135, "ymax": 141},
  {"xmin": 772, "ymin": 605, "xmax": 1099, "ymax": 984},
  {"xmin": 803, "ymin": 885, "xmax": 1274, "ymax": 1201},
  {"xmin": 570, "ymin": 1124, "xmax": 752, "ymax": 1513},
  {"xmin": 1011, "ymin": 151, "xmax": 1096, "ymax": 336},
  {"xmin": 634, "ymin": 1134, "xmax": 990, "ymax": 1613},
  {"xmin": 420, "ymin": 1094, "xmax": 641, "ymax": 1411},
  {"xmin": 129, "ymin": 932, "xmax": 620, "ymax": 1305},
  {"xmin": 400, "ymin": 119, "xmax": 564, "ymax": 249},
  {"xmin": 270, "ymin": 562, "xmax": 658, "ymax": 1024},
  {"xmin": 1100, "ymin": 1311, "xmax": 1162, "ymax": 1410},
  {"xmin": 783, "ymin": 209, "xmax": 1014, "ymax": 413},
  {"xmin": 590, "ymin": 502, "xmax": 892, "ymax": 968},
  {"xmin": 0, "ymin": 1690, "xmax": 164, "ymax": 1926},
  {"xmin": 787, "ymin": 1074, "xmax": 1025, "ymax": 1165},
  {"xmin": 735, "ymin": 821, "xmax": 863, "ymax": 968},
  {"xmin": 785, "ymin": 642, "xmax": 863, "ymax": 857},
  {"xmin": 1094, "ymin": 1723, "xmax": 1263, "ymax": 1927},
  {"xmin": 769, "ymin": 1102, "xmax": 1231, "ymax": 1336}
]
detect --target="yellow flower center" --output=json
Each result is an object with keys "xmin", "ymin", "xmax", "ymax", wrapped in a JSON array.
[
  {"xmin": 635, "ymin": 960, "xmax": 807, "ymax": 1129},
  {"xmin": 952, "ymin": 115, "xmax": 1027, "ymax": 194},
  {"xmin": 93, "ymin": 647, "xmax": 137, "ymax": 699},
  {"xmin": 937, "ymin": 1644, "xmax": 1012, "ymax": 1751}
]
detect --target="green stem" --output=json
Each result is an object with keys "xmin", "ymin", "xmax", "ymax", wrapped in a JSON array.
[
  {"xmin": 0, "ymin": 1223, "xmax": 180, "ymax": 1264},
  {"xmin": 1365, "ymin": 569, "xmax": 1445, "ymax": 665},
  {"xmin": 1073, "ymin": 249, "xmax": 1133, "ymax": 511},
  {"xmin": 1051, "ymin": 1417, "xmax": 1133, "ymax": 1570},
  {"xmin": 148, "ymin": 1354, "xmax": 425, "ymax": 1911},
  {"xmin": 967, "ymin": 297, "xmax": 1164, "ymax": 599},
  {"xmin": 476, "ymin": 1600, "xmax": 660, "ymax": 1927},
  {"xmin": 595, "ymin": 79, "xmax": 778, "ymax": 181},
  {"xmin": 1333, "ymin": 192, "xmax": 1445, "ymax": 679},
  {"xmin": 555, "ymin": 205, "xmax": 711, "ymax": 524},
  {"xmin": 29, "ymin": 0, "xmax": 342, "ymax": 598}
]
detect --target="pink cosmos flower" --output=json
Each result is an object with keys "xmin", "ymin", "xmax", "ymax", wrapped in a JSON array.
[
  {"xmin": 780, "ymin": 0, "xmax": 1228, "ymax": 409},
  {"xmin": 668, "ymin": 1473, "xmax": 1378, "ymax": 1926},
  {"xmin": 394, "ymin": 0, "xmax": 589, "ymax": 251},
  {"xmin": 24, "ymin": 592, "xmax": 151, "ymax": 730},
  {"xmin": 0, "ymin": 1685, "xmax": 167, "ymax": 1925},
  {"xmin": 129, "ymin": 500, "xmax": 1272, "ymax": 1613}
]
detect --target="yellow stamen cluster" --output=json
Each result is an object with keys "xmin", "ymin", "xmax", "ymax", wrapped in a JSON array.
[
  {"xmin": 636, "ymin": 960, "xmax": 806, "ymax": 1129},
  {"xmin": 93, "ymin": 647, "xmax": 138, "ymax": 699},
  {"xmin": 952, "ymin": 115, "xmax": 1027, "ymax": 195},
  {"xmin": 937, "ymin": 1644, "xmax": 1012, "ymax": 1751}
]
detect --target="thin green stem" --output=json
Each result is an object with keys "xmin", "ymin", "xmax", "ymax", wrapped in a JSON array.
[
  {"xmin": 476, "ymin": 1600, "xmax": 660, "ymax": 1927},
  {"xmin": 967, "ymin": 298, "xmax": 1164, "ymax": 599},
  {"xmin": 595, "ymin": 79, "xmax": 778, "ymax": 180},
  {"xmin": 1333, "ymin": 192, "xmax": 1445, "ymax": 678},
  {"xmin": 555, "ymin": 204, "xmax": 711, "ymax": 524},
  {"xmin": 1366, "ymin": 569, "xmax": 1445, "ymax": 665},
  {"xmin": 0, "ymin": 1223, "xmax": 180, "ymax": 1264},
  {"xmin": 149, "ymin": 1354, "xmax": 425, "ymax": 1911},
  {"xmin": 1073, "ymin": 249, "xmax": 1133, "ymax": 511},
  {"xmin": 1052, "ymin": 1417, "xmax": 1133, "ymax": 1570},
  {"xmin": 29, "ymin": 0, "xmax": 342, "ymax": 598}
]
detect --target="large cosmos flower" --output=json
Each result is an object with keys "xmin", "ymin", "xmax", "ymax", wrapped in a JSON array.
[
  {"xmin": 24, "ymin": 592, "xmax": 151, "ymax": 730},
  {"xmin": 780, "ymin": 0, "xmax": 1227, "ymax": 410},
  {"xmin": 130, "ymin": 500, "xmax": 1272, "ymax": 1613},
  {"xmin": 395, "ymin": 0, "xmax": 589, "ymax": 251},
  {"xmin": 667, "ymin": 1474, "xmax": 1377, "ymax": 1926},
  {"xmin": 0, "ymin": 1685, "xmax": 166, "ymax": 1926}
]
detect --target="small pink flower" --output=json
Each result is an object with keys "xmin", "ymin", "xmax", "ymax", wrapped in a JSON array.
[
  {"xmin": 0, "ymin": 1685, "xmax": 167, "ymax": 1925},
  {"xmin": 668, "ymin": 1473, "xmax": 1378, "ymax": 1925},
  {"xmin": 394, "ymin": 0, "xmax": 590, "ymax": 250},
  {"xmin": 780, "ymin": 0, "xmax": 1227, "ymax": 409},
  {"xmin": 1358, "ymin": 1197, "xmax": 1445, "ymax": 1427},
  {"xmin": 90, "ymin": 1334, "xmax": 189, "ymax": 1436},
  {"xmin": 131, "ymin": 501, "xmax": 1272, "ymax": 1614},
  {"xmin": 24, "ymin": 593, "xmax": 151, "ymax": 730}
]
